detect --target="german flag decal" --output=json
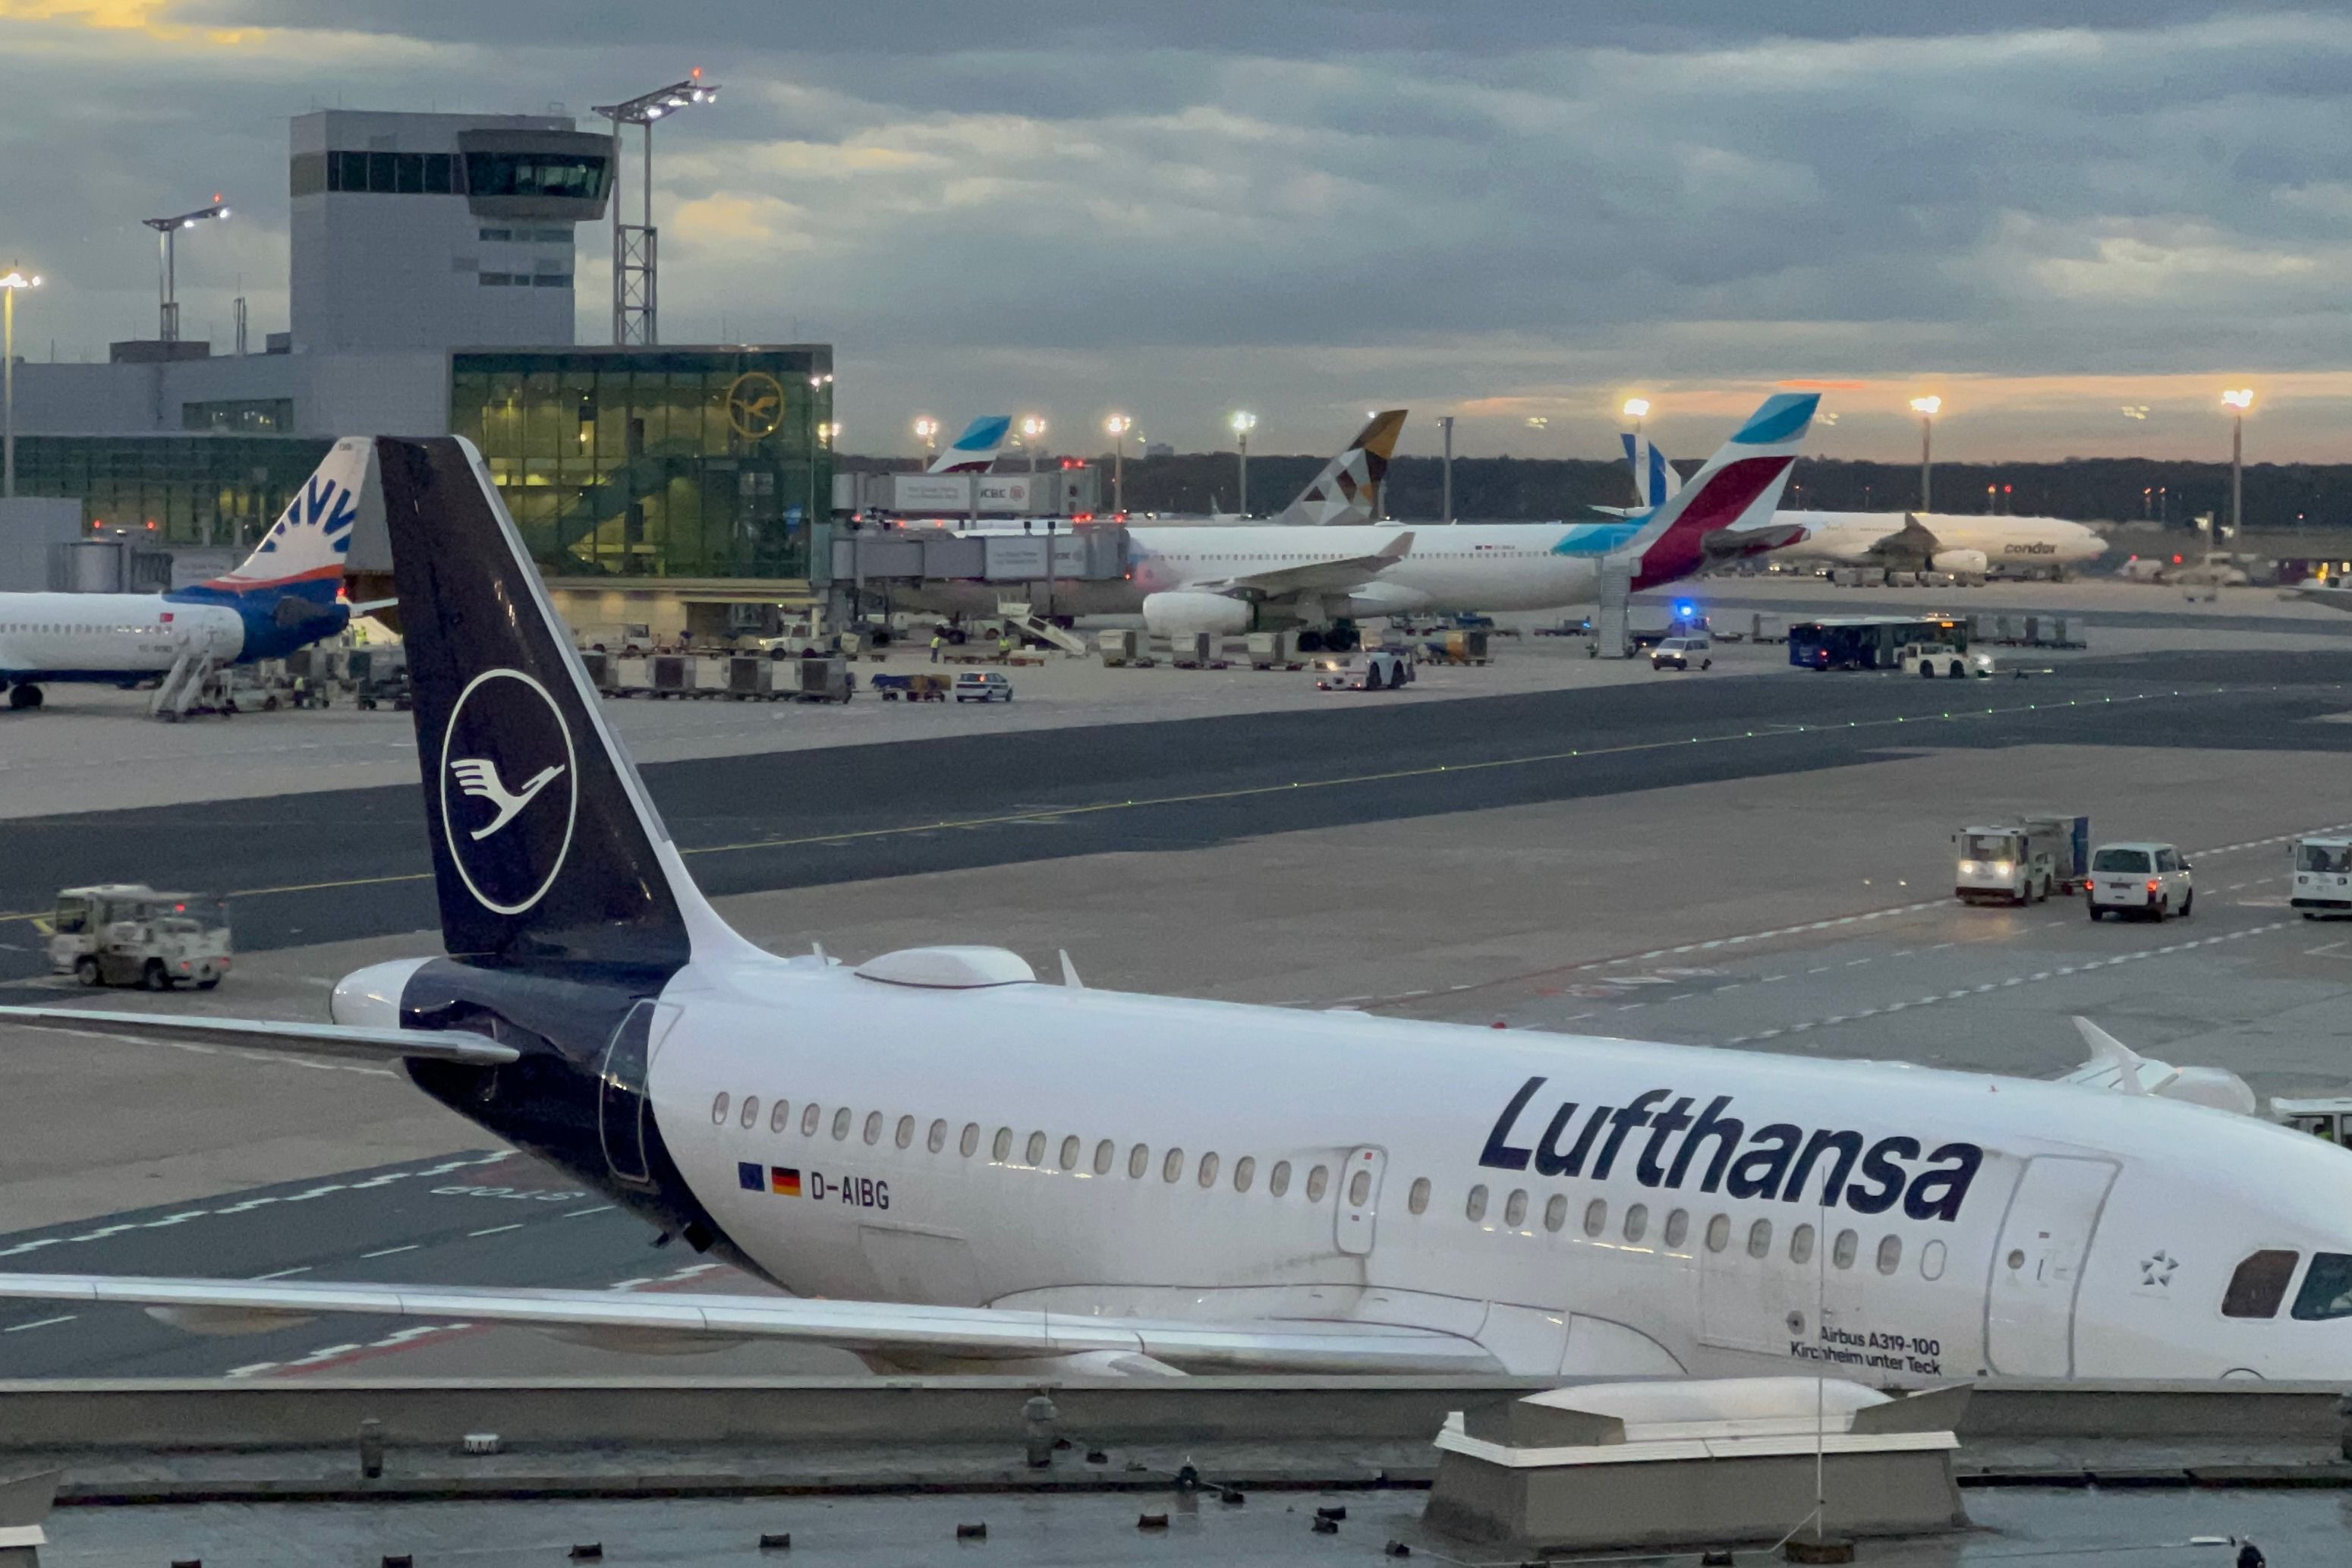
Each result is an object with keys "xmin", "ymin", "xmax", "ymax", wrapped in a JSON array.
[{"xmin": 771, "ymin": 1167, "xmax": 803, "ymax": 1197}]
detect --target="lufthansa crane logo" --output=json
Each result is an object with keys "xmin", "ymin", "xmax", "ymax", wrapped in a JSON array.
[
  {"xmin": 726, "ymin": 372, "xmax": 786, "ymax": 440},
  {"xmin": 439, "ymin": 669, "xmax": 578, "ymax": 916}
]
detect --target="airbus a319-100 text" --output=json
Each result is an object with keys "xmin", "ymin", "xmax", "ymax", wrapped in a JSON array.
[{"xmin": 4, "ymin": 434, "xmax": 2351, "ymax": 1384}]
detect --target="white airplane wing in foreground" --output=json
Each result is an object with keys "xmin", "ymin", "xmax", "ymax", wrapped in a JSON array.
[
  {"xmin": 1189, "ymin": 531, "xmax": 1415, "ymax": 595},
  {"xmin": 0, "ymin": 1272, "xmax": 1501, "ymax": 1374}
]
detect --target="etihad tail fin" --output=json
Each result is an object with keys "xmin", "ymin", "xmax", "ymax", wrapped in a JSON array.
[
  {"xmin": 1616, "ymin": 394, "xmax": 1816, "ymax": 590},
  {"xmin": 376, "ymin": 437, "xmax": 760, "ymax": 974},
  {"xmin": 1622, "ymin": 433, "xmax": 1681, "ymax": 511},
  {"xmin": 927, "ymin": 415, "xmax": 1012, "ymax": 475},
  {"xmin": 1274, "ymin": 408, "xmax": 1407, "ymax": 526}
]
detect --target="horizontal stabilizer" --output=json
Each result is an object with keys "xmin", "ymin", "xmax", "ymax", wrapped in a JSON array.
[
  {"xmin": 0, "ymin": 1272, "xmax": 1503, "ymax": 1374},
  {"xmin": 0, "ymin": 1006, "xmax": 515, "ymax": 1066}
]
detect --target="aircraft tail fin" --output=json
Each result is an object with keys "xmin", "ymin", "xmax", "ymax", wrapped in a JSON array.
[
  {"xmin": 1274, "ymin": 409, "xmax": 1407, "ymax": 526},
  {"xmin": 376, "ymin": 437, "xmax": 759, "ymax": 974},
  {"xmin": 1621, "ymin": 432, "xmax": 1682, "ymax": 511},
  {"xmin": 1615, "ymin": 394, "xmax": 1816, "ymax": 590},
  {"xmin": 187, "ymin": 437, "xmax": 373, "ymax": 606},
  {"xmin": 927, "ymin": 415, "xmax": 1012, "ymax": 474}
]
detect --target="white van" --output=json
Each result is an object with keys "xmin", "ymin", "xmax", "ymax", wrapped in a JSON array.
[
  {"xmin": 2086, "ymin": 842, "xmax": 2193, "ymax": 921},
  {"xmin": 2291, "ymin": 836, "xmax": 2352, "ymax": 919}
]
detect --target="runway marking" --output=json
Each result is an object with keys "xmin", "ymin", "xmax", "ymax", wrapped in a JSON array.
[
  {"xmin": 250, "ymin": 1266, "xmax": 311, "ymax": 1280},
  {"xmin": 562, "ymin": 1204, "xmax": 619, "ymax": 1218},
  {"xmin": 468, "ymin": 1223, "xmax": 524, "ymax": 1238},
  {"xmin": 1724, "ymin": 921, "xmax": 2293, "ymax": 1044},
  {"xmin": 0, "ymin": 688, "xmax": 2255, "ymax": 922},
  {"xmin": 2, "ymin": 1315, "xmax": 75, "ymax": 1333},
  {"xmin": 361, "ymin": 1243, "xmax": 419, "ymax": 1258}
]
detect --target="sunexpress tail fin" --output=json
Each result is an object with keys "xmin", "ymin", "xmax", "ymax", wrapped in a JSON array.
[{"xmin": 375, "ymin": 437, "xmax": 758, "ymax": 974}]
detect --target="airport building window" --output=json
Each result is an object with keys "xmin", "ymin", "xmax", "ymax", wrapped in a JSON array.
[
  {"xmin": 1269, "ymin": 1160, "xmax": 1291, "ymax": 1197},
  {"xmin": 896, "ymin": 1116, "xmax": 915, "ymax": 1150},
  {"xmin": 1583, "ymin": 1200, "xmax": 1607, "ymax": 1239},
  {"xmin": 832, "ymin": 1107, "xmax": 852, "ymax": 1141},
  {"xmin": 1876, "ymin": 1235, "xmax": 1903, "ymax": 1275},
  {"xmin": 802, "ymin": 1104, "xmax": 822, "ymax": 1137},
  {"xmin": 1026, "ymin": 1132, "xmax": 1047, "ymax": 1167},
  {"xmin": 1198, "ymin": 1153, "xmax": 1220, "ymax": 1188},
  {"xmin": 1790, "ymin": 1223, "xmax": 1815, "ymax": 1265},
  {"xmin": 1623, "ymin": 1204, "xmax": 1648, "ymax": 1244},
  {"xmin": 479, "ymin": 272, "xmax": 516, "ymax": 287},
  {"xmin": 1748, "ymin": 1220, "xmax": 1773, "ymax": 1259},
  {"xmin": 993, "ymin": 1128, "xmax": 1013, "ymax": 1163},
  {"xmin": 323, "ymin": 148, "xmax": 455, "ymax": 194},
  {"xmin": 1503, "ymin": 1189, "xmax": 1527, "ymax": 1228},
  {"xmin": 1305, "ymin": 1165, "xmax": 1330, "ymax": 1202},
  {"xmin": 1129, "ymin": 1143, "xmax": 1149, "ymax": 1179},
  {"xmin": 2223, "ymin": 1249, "xmax": 2301, "ymax": 1318},
  {"xmin": 1465, "ymin": 1185, "xmax": 1488, "ymax": 1223},
  {"xmin": 1544, "ymin": 1194, "xmax": 1567, "ymax": 1233},
  {"xmin": 1094, "ymin": 1139, "xmax": 1116, "ymax": 1176},
  {"xmin": 1060, "ymin": 1135, "xmax": 1080, "ymax": 1170},
  {"xmin": 1233, "ymin": 1156, "xmax": 1255, "ymax": 1192},
  {"xmin": 1163, "ymin": 1148, "xmax": 1185, "ymax": 1184},
  {"xmin": 928, "ymin": 1119, "xmax": 947, "ymax": 1154},
  {"xmin": 464, "ymin": 149, "xmax": 609, "ymax": 203},
  {"xmin": 770, "ymin": 1100, "xmax": 790, "ymax": 1135},
  {"xmin": 710, "ymin": 1092, "xmax": 729, "ymax": 1125},
  {"xmin": 739, "ymin": 1096, "xmax": 759, "ymax": 1131},
  {"xmin": 1409, "ymin": 1178, "xmax": 1431, "ymax": 1215},
  {"xmin": 181, "ymin": 398, "xmax": 294, "ymax": 435},
  {"xmin": 1834, "ymin": 1229, "xmax": 1859, "ymax": 1269},
  {"xmin": 1664, "ymin": 1209, "xmax": 1689, "ymax": 1248},
  {"xmin": 2291, "ymin": 1252, "xmax": 2352, "ymax": 1320},
  {"xmin": 959, "ymin": 1122, "xmax": 979, "ymax": 1157}
]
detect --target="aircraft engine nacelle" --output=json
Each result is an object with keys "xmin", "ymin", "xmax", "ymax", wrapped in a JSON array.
[
  {"xmin": 1141, "ymin": 591, "xmax": 1253, "ymax": 636},
  {"xmin": 1932, "ymin": 549, "xmax": 1988, "ymax": 575}
]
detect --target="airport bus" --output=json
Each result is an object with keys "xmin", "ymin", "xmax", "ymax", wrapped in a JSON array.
[{"xmin": 1787, "ymin": 615, "xmax": 1968, "ymax": 671}]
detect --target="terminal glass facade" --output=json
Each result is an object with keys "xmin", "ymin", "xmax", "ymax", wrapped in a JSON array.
[
  {"xmin": 452, "ymin": 346, "xmax": 833, "ymax": 580},
  {"xmin": 6, "ymin": 434, "xmax": 335, "ymax": 547}
]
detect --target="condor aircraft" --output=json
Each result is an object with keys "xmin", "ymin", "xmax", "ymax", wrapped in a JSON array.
[
  {"xmin": 0, "ymin": 439, "xmax": 372, "ymax": 711},
  {"xmin": 5, "ymin": 434, "xmax": 2351, "ymax": 1382}
]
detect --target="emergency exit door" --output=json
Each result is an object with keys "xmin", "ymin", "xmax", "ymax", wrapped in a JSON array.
[
  {"xmin": 1336, "ymin": 1146, "xmax": 1387, "ymax": 1256},
  {"xmin": 1985, "ymin": 1156, "xmax": 2118, "ymax": 1377}
]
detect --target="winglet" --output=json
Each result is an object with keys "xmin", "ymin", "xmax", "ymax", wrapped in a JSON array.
[{"xmin": 2073, "ymin": 1016, "xmax": 2147, "ymax": 1094}]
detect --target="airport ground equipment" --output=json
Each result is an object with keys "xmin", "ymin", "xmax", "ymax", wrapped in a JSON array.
[
  {"xmin": 2291, "ymin": 836, "xmax": 2352, "ymax": 918},
  {"xmin": 1421, "ymin": 628, "xmax": 1491, "ymax": 666},
  {"xmin": 1167, "ymin": 632, "xmax": 1216, "ymax": 669},
  {"xmin": 1589, "ymin": 559, "xmax": 1636, "ymax": 658},
  {"xmin": 952, "ymin": 670, "xmax": 1013, "ymax": 702},
  {"xmin": 1096, "ymin": 629, "xmax": 1148, "ymax": 667},
  {"xmin": 1954, "ymin": 815, "xmax": 2089, "ymax": 906},
  {"xmin": 789, "ymin": 654, "xmax": 855, "ymax": 703},
  {"xmin": 871, "ymin": 672, "xmax": 948, "ymax": 701},
  {"xmin": 45, "ymin": 884, "xmax": 231, "ymax": 990},
  {"xmin": 2086, "ymin": 841, "xmax": 2193, "ymax": 921},
  {"xmin": 146, "ymin": 646, "xmax": 218, "ymax": 719},
  {"xmin": 1246, "ymin": 631, "xmax": 1303, "ymax": 670},
  {"xmin": 995, "ymin": 600, "xmax": 1087, "ymax": 656},
  {"xmin": 1314, "ymin": 649, "xmax": 1412, "ymax": 691},
  {"xmin": 1788, "ymin": 615, "xmax": 1968, "ymax": 670},
  {"xmin": 1898, "ymin": 641, "xmax": 1993, "ymax": 679},
  {"xmin": 1649, "ymin": 635, "xmax": 1711, "ymax": 672}
]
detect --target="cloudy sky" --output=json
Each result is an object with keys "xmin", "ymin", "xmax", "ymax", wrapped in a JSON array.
[{"xmin": 2, "ymin": 1, "xmax": 2347, "ymax": 464}]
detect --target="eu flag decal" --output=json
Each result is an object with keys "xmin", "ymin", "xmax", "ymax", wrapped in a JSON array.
[
  {"xmin": 737, "ymin": 1161, "xmax": 762, "ymax": 1192},
  {"xmin": 771, "ymin": 1167, "xmax": 803, "ymax": 1197}
]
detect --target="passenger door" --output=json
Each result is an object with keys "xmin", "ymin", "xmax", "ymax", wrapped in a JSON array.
[
  {"xmin": 1984, "ymin": 1156, "xmax": 2118, "ymax": 1376},
  {"xmin": 599, "ymin": 1000, "xmax": 682, "ymax": 1190},
  {"xmin": 1335, "ymin": 1145, "xmax": 1387, "ymax": 1256}
]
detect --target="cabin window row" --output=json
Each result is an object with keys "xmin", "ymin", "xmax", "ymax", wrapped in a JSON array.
[
  {"xmin": 707, "ymin": 1093, "xmax": 1339, "ymax": 1200},
  {"xmin": 1459, "ymin": 1184, "xmax": 1916, "ymax": 1275}
]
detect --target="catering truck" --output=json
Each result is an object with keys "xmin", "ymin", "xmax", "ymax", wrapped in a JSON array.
[{"xmin": 1953, "ymin": 814, "xmax": 2090, "ymax": 905}]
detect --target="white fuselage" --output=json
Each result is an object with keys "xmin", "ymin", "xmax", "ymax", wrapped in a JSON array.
[
  {"xmin": 896, "ymin": 522, "xmax": 1636, "ymax": 622},
  {"xmin": 638, "ymin": 955, "xmax": 2352, "ymax": 1383},
  {"xmin": 1747, "ymin": 512, "xmax": 2107, "ymax": 570},
  {"xmin": 0, "ymin": 592, "xmax": 242, "ymax": 683}
]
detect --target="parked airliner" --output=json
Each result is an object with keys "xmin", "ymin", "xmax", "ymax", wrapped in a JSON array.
[
  {"xmin": 4, "ymin": 432, "xmax": 2350, "ymax": 1384},
  {"xmin": 0, "ymin": 439, "xmax": 371, "ymax": 711},
  {"xmin": 1620, "ymin": 434, "xmax": 2108, "ymax": 578}
]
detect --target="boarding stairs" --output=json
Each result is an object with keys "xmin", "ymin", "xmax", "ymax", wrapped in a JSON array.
[
  {"xmin": 149, "ymin": 646, "xmax": 218, "ymax": 720},
  {"xmin": 995, "ymin": 601, "xmax": 1088, "ymax": 656}
]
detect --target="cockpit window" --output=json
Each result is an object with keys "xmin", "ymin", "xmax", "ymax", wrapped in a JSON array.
[
  {"xmin": 2221, "ymin": 1248, "xmax": 2300, "ymax": 1318},
  {"xmin": 2291, "ymin": 1253, "xmax": 2352, "ymax": 1321}
]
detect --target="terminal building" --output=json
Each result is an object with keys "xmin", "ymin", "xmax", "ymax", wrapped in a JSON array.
[{"xmin": 5, "ymin": 108, "xmax": 834, "ymax": 628}]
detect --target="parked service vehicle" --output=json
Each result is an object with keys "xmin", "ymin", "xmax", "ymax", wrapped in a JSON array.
[
  {"xmin": 2291, "ymin": 836, "xmax": 2352, "ymax": 918},
  {"xmin": 2086, "ymin": 842, "xmax": 2193, "ymax": 921},
  {"xmin": 1650, "ymin": 636, "xmax": 1712, "ymax": 672},
  {"xmin": 1313, "ymin": 648, "xmax": 1413, "ymax": 691},
  {"xmin": 46, "ymin": 884, "xmax": 231, "ymax": 990},
  {"xmin": 952, "ymin": 671, "xmax": 1015, "ymax": 703},
  {"xmin": 1898, "ymin": 641, "xmax": 1993, "ymax": 679},
  {"xmin": 1954, "ymin": 814, "xmax": 2089, "ymax": 905}
]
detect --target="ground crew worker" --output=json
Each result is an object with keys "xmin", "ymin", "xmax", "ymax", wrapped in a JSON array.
[{"xmin": 930, "ymin": 630, "xmax": 945, "ymax": 663}]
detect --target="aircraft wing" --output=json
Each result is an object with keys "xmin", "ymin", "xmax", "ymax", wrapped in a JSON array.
[
  {"xmin": 2289, "ymin": 581, "xmax": 2352, "ymax": 613},
  {"xmin": 0, "ymin": 1006, "xmax": 515, "ymax": 1067},
  {"xmin": 0, "ymin": 1272, "xmax": 1503, "ymax": 1375},
  {"xmin": 1191, "ymin": 531, "xmax": 1414, "ymax": 595}
]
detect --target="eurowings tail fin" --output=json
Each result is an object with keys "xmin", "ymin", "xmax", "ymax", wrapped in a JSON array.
[
  {"xmin": 376, "ymin": 437, "xmax": 760, "ymax": 973},
  {"xmin": 1616, "ymin": 394, "xmax": 1817, "ymax": 590},
  {"xmin": 1274, "ymin": 409, "xmax": 1407, "ymax": 526},
  {"xmin": 927, "ymin": 415, "xmax": 1012, "ymax": 474}
]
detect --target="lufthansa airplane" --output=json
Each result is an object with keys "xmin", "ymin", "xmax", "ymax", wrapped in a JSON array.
[
  {"xmin": 4, "ymin": 434, "xmax": 2351, "ymax": 1382},
  {"xmin": 0, "ymin": 439, "xmax": 372, "ymax": 711}
]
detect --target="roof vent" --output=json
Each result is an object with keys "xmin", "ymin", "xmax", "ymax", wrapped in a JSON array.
[{"xmin": 854, "ymin": 946, "xmax": 1037, "ymax": 989}]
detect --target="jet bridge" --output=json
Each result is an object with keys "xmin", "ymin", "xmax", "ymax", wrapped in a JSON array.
[{"xmin": 812, "ymin": 521, "xmax": 1132, "ymax": 628}]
